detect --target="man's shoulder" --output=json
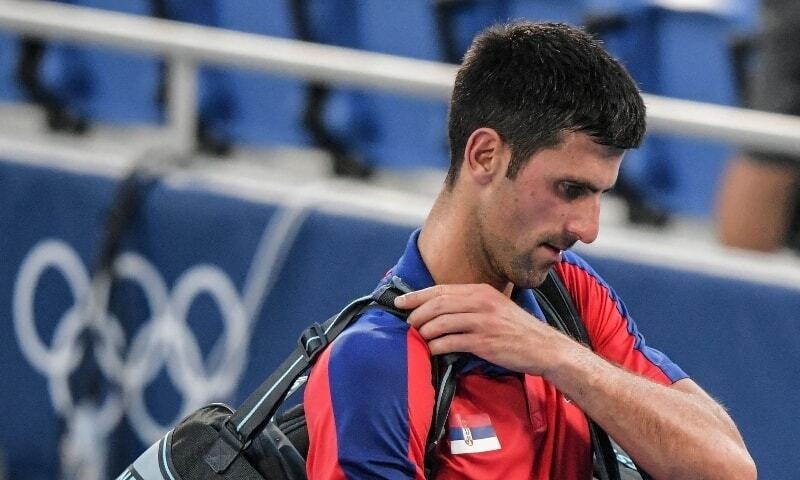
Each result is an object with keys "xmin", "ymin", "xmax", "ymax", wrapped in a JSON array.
[
  {"xmin": 319, "ymin": 304, "xmax": 432, "ymax": 386},
  {"xmin": 556, "ymin": 250, "xmax": 606, "ymax": 289},
  {"xmin": 558, "ymin": 249, "xmax": 595, "ymax": 275},
  {"xmin": 554, "ymin": 250, "xmax": 621, "ymax": 308},
  {"xmin": 327, "ymin": 305, "xmax": 426, "ymax": 363}
]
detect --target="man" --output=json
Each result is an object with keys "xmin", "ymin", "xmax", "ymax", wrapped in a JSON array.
[{"xmin": 305, "ymin": 22, "xmax": 755, "ymax": 479}]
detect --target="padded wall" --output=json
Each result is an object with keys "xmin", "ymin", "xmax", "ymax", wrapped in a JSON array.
[{"xmin": 0, "ymin": 155, "xmax": 796, "ymax": 478}]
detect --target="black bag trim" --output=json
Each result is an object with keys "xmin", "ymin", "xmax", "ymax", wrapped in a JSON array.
[
  {"xmin": 424, "ymin": 352, "xmax": 467, "ymax": 478},
  {"xmin": 202, "ymin": 275, "xmax": 415, "ymax": 473}
]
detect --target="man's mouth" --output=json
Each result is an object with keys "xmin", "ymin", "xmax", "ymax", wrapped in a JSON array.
[{"xmin": 542, "ymin": 243, "xmax": 563, "ymax": 259}]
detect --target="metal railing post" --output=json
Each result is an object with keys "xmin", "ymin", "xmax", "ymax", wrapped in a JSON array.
[{"xmin": 167, "ymin": 55, "xmax": 198, "ymax": 154}]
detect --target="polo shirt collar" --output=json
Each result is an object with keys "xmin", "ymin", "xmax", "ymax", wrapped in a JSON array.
[
  {"xmin": 386, "ymin": 229, "xmax": 546, "ymax": 319},
  {"xmin": 382, "ymin": 228, "xmax": 547, "ymax": 376}
]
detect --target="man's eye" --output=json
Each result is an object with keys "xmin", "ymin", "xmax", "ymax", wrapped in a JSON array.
[{"xmin": 559, "ymin": 183, "xmax": 586, "ymax": 200}]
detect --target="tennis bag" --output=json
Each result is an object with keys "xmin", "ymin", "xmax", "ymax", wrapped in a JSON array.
[
  {"xmin": 118, "ymin": 273, "xmax": 648, "ymax": 480},
  {"xmin": 116, "ymin": 277, "xmax": 417, "ymax": 480}
]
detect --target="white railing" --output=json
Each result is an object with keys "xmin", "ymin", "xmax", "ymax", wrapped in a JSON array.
[{"xmin": 1, "ymin": 0, "xmax": 800, "ymax": 157}]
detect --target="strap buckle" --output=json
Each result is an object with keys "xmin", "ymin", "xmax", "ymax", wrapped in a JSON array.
[
  {"xmin": 372, "ymin": 275, "xmax": 414, "ymax": 305},
  {"xmin": 298, "ymin": 322, "xmax": 328, "ymax": 361}
]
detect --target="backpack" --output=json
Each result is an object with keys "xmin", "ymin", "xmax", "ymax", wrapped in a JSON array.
[{"xmin": 117, "ymin": 273, "xmax": 649, "ymax": 480}]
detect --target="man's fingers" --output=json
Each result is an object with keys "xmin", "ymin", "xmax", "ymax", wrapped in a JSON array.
[
  {"xmin": 394, "ymin": 283, "xmax": 484, "ymax": 309},
  {"xmin": 426, "ymin": 332, "xmax": 477, "ymax": 356},
  {"xmin": 416, "ymin": 313, "xmax": 479, "ymax": 340},
  {"xmin": 405, "ymin": 293, "xmax": 487, "ymax": 328}
]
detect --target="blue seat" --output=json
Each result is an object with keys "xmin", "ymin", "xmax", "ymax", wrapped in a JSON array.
[
  {"xmin": 438, "ymin": 0, "xmax": 508, "ymax": 61},
  {"xmin": 583, "ymin": 4, "xmax": 677, "ymax": 215},
  {"xmin": 726, "ymin": 0, "xmax": 760, "ymax": 32},
  {"xmin": 39, "ymin": 0, "xmax": 163, "ymax": 124},
  {"xmin": 0, "ymin": 32, "xmax": 22, "ymax": 102},
  {"xmin": 297, "ymin": 0, "xmax": 369, "ymax": 151},
  {"xmin": 198, "ymin": 0, "xmax": 310, "ymax": 148},
  {"xmin": 501, "ymin": 0, "xmax": 587, "ymax": 25},
  {"xmin": 346, "ymin": 0, "xmax": 507, "ymax": 170},
  {"xmin": 637, "ymin": 6, "xmax": 741, "ymax": 217},
  {"xmin": 346, "ymin": 0, "xmax": 450, "ymax": 170}
]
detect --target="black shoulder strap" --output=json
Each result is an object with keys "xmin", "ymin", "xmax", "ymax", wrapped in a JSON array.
[
  {"xmin": 533, "ymin": 270, "xmax": 622, "ymax": 480},
  {"xmin": 423, "ymin": 270, "xmax": 624, "ymax": 480},
  {"xmin": 424, "ymin": 352, "xmax": 466, "ymax": 478},
  {"xmin": 203, "ymin": 277, "xmax": 413, "ymax": 474},
  {"xmin": 534, "ymin": 270, "xmax": 593, "ymax": 347}
]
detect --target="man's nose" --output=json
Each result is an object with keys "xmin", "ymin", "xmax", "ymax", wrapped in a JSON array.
[{"xmin": 565, "ymin": 197, "xmax": 601, "ymax": 244}]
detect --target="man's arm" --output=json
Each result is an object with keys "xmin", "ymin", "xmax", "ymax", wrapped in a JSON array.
[
  {"xmin": 396, "ymin": 284, "xmax": 756, "ymax": 480},
  {"xmin": 546, "ymin": 340, "xmax": 755, "ymax": 480}
]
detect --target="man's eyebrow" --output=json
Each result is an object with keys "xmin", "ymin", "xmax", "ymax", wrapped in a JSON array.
[{"xmin": 562, "ymin": 178, "xmax": 616, "ymax": 194}]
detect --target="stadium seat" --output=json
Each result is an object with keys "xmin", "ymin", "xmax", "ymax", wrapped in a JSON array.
[
  {"xmin": 583, "ymin": 3, "xmax": 677, "ymax": 219},
  {"xmin": 198, "ymin": 0, "xmax": 310, "ymax": 148},
  {"xmin": 340, "ymin": 0, "xmax": 511, "ymax": 171},
  {"xmin": 501, "ymin": 0, "xmax": 587, "ymax": 25},
  {"xmin": 345, "ymin": 0, "xmax": 450, "ymax": 170},
  {"xmin": 39, "ymin": 0, "xmax": 163, "ymax": 124},
  {"xmin": 636, "ymin": 5, "xmax": 741, "ymax": 216},
  {"xmin": 298, "ymin": 0, "xmax": 368, "ymax": 157},
  {"xmin": 0, "ymin": 32, "xmax": 22, "ymax": 102},
  {"xmin": 437, "ymin": 0, "xmax": 507, "ymax": 61}
]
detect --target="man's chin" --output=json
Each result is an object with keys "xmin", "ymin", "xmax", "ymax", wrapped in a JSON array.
[
  {"xmin": 511, "ymin": 267, "xmax": 550, "ymax": 289},
  {"xmin": 509, "ymin": 252, "xmax": 554, "ymax": 288}
]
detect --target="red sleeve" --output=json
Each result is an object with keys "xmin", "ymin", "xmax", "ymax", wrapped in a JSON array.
[{"xmin": 555, "ymin": 254, "xmax": 687, "ymax": 385}]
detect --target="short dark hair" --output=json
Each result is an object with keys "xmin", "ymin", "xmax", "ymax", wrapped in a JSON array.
[{"xmin": 445, "ymin": 21, "xmax": 646, "ymax": 186}]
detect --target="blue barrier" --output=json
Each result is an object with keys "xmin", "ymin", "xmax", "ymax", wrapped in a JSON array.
[
  {"xmin": 582, "ymin": 253, "xmax": 800, "ymax": 479},
  {"xmin": 0, "ymin": 146, "xmax": 796, "ymax": 478}
]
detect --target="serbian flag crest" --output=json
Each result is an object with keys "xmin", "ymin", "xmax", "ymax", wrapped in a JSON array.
[{"xmin": 448, "ymin": 413, "xmax": 501, "ymax": 454}]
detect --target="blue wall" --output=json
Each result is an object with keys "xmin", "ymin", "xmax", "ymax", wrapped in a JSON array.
[{"xmin": 0, "ymin": 156, "xmax": 795, "ymax": 478}]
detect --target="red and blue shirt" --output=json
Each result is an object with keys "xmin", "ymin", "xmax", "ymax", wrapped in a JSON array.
[{"xmin": 305, "ymin": 229, "xmax": 687, "ymax": 479}]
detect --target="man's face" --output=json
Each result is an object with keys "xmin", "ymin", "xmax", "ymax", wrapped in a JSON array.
[{"xmin": 475, "ymin": 131, "xmax": 622, "ymax": 288}]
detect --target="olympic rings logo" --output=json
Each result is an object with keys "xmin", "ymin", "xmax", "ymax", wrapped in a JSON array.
[
  {"xmin": 11, "ymin": 205, "xmax": 308, "ymax": 446},
  {"xmin": 13, "ymin": 239, "xmax": 249, "ymax": 443}
]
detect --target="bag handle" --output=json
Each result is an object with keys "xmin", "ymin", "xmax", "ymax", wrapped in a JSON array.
[{"xmin": 204, "ymin": 277, "xmax": 413, "ymax": 473}]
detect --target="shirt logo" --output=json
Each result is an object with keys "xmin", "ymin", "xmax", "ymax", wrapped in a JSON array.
[{"xmin": 449, "ymin": 413, "xmax": 501, "ymax": 454}]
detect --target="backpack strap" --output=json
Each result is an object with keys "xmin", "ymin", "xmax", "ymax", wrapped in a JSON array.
[
  {"xmin": 204, "ymin": 276, "xmax": 413, "ymax": 474},
  {"xmin": 534, "ymin": 270, "xmax": 593, "ymax": 347},
  {"xmin": 425, "ymin": 270, "xmax": 652, "ymax": 480},
  {"xmin": 424, "ymin": 352, "xmax": 466, "ymax": 478},
  {"xmin": 534, "ymin": 269, "xmax": 650, "ymax": 480},
  {"xmin": 422, "ymin": 269, "xmax": 623, "ymax": 480}
]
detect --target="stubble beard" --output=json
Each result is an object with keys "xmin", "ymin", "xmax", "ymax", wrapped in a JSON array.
[
  {"xmin": 509, "ymin": 248, "xmax": 551, "ymax": 288},
  {"xmin": 473, "ymin": 207, "xmax": 556, "ymax": 290},
  {"xmin": 477, "ymin": 230, "xmax": 551, "ymax": 290}
]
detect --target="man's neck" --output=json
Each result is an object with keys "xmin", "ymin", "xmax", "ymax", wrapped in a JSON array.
[{"xmin": 418, "ymin": 190, "xmax": 512, "ymax": 296}]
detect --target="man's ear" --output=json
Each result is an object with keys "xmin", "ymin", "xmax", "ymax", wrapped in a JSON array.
[{"xmin": 463, "ymin": 128, "xmax": 508, "ymax": 186}]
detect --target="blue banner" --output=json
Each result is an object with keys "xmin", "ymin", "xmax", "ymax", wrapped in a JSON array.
[{"xmin": 0, "ymin": 156, "xmax": 797, "ymax": 479}]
